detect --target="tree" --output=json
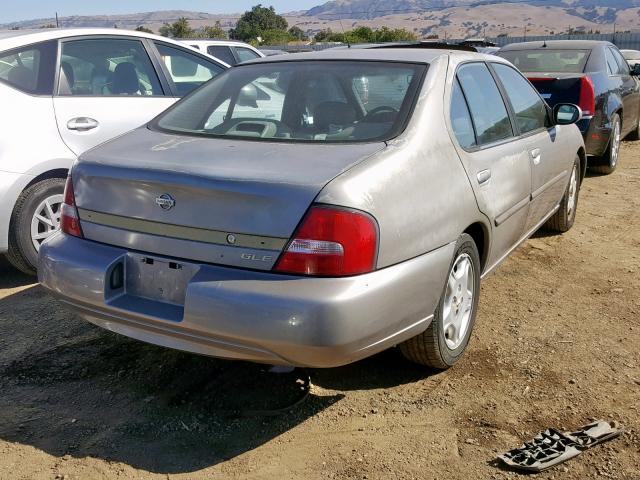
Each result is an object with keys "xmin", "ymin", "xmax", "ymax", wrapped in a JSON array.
[
  {"xmin": 261, "ymin": 29, "xmax": 292, "ymax": 45},
  {"xmin": 200, "ymin": 21, "xmax": 227, "ymax": 39},
  {"xmin": 135, "ymin": 25, "xmax": 153, "ymax": 34},
  {"xmin": 159, "ymin": 17, "xmax": 194, "ymax": 38},
  {"xmin": 313, "ymin": 26, "xmax": 416, "ymax": 44},
  {"xmin": 230, "ymin": 5, "xmax": 288, "ymax": 42},
  {"xmin": 39, "ymin": 24, "xmax": 56, "ymax": 29},
  {"xmin": 288, "ymin": 26, "xmax": 308, "ymax": 41}
]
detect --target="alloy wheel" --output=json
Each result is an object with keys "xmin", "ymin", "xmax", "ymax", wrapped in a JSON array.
[
  {"xmin": 611, "ymin": 120, "xmax": 621, "ymax": 167},
  {"xmin": 442, "ymin": 253, "xmax": 475, "ymax": 350},
  {"xmin": 30, "ymin": 194, "xmax": 63, "ymax": 252},
  {"xmin": 567, "ymin": 163, "xmax": 579, "ymax": 220}
]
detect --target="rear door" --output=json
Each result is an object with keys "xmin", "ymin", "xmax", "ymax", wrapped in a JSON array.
[
  {"xmin": 53, "ymin": 36, "xmax": 175, "ymax": 156},
  {"xmin": 450, "ymin": 62, "xmax": 532, "ymax": 268},
  {"xmin": 490, "ymin": 62, "xmax": 570, "ymax": 231}
]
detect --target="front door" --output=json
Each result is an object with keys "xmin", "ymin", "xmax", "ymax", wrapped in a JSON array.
[
  {"xmin": 490, "ymin": 62, "xmax": 570, "ymax": 231},
  {"xmin": 53, "ymin": 36, "xmax": 175, "ymax": 156}
]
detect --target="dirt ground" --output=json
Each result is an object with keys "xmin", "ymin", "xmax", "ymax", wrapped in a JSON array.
[{"xmin": 1, "ymin": 143, "xmax": 639, "ymax": 480}]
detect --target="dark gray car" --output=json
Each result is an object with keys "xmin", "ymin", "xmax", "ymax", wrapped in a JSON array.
[{"xmin": 39, "ymin": 49, "xmax": 585, "ymax": 369}]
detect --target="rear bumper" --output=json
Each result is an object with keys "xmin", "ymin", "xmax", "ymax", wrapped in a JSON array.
[
  {"xmin": 39, "ymin": 233, "xmax": 454, "ymax": 368},
  {"xmin": 581, "ymin": 116, "xmax": 611, "ymax": 159}
]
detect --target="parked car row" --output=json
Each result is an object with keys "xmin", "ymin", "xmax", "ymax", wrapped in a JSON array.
[{"xmin": 33, "ymin": 42, "xmax": 586, "ymax": 370}]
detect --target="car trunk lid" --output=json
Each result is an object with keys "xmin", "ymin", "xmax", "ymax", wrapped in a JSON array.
[{"xmin": 72, "ymin": 128, "xmax": 384, "ymax": 270}]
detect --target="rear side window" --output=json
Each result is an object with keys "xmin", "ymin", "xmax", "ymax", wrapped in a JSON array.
[
  {"xmin": 605, "ymin": 47, "xmax": 620, "ymax": 75},
  {"xmin": 235, "ymin": 47, "xmax": 261, "ymax": 63},
  {"xmin": 0, "ymin": 40, "xmax": 56, "ymax": 95},
  {"xmin": 156, "ymin": 43, "xmax": 225, "ymax": 96},
  {"xmin": 450, "ymin": 78, "xmax": 476, "ymax": 149},
  {"xmin": 208, "ymin": 46, "xmax": 236, "ymax": 66},
  {"xmin": 610, "ymin": 48, "xmax": 630, "ymax": 75},
  {"xmin": 492, "ymin": 63, "xmax": 547, "ymax": 134},
  {"xmin": 456, "ymin": 63, "xmax": 513, "ymax": 146},
  {"xmin": 58, "ymin": 38, "xmax": 162, "ymax": 96}
]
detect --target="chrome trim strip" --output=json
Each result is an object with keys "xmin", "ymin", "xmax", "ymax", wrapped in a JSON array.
[
  {"xmin": 78, "ymin": 208, "xmax": 288, "ymax": 250},
  {"xmin": 531, "ymin": 170, "xmax": 568, "ymax": 200},
  {"xmin": 495, "ymin": 196, "xmax": 530, "ymax": 227},
  {"xmin": 482, "ymin": 203, "xmax": 560, "ymax": 279}
]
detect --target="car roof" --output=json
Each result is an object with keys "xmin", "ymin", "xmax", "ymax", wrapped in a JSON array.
[
  {"xmin": 0, "ymin": 28, "xmax": 202, "ymax": 52},
  {"xmin": 183, "ymin": 39, "xmax": 254, "ymax": 46},
  {"xmin": 500, "ymin": 40, "xmax": 613, "ymax": 51},
  {"xmin": 242, "ymin": 47, "xmax": 502, "ymax": 65}
]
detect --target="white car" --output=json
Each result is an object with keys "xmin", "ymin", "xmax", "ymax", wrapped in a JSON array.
[
  {"xmin": 621, "ymin": 49, "xmax": 640, "ymax": 68},
  {"xmin": 0, "ymin": 28, "xmax": 228, "ymax": 274},
  {"xmin": 185, "ymin": 39, "xmax": 264, "ymax": 66}
]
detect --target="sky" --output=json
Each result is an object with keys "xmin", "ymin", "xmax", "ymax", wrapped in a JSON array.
[{"xmin": 3, "ymin": 1, "xmax": 323, "ymax": 23}]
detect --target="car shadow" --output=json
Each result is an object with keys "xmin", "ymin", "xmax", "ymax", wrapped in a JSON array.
[
  {"xmin": 0, "ymin": 256, "xmax": 36, "ymax": 289},
  {"xmin": 0, "ymin": 283, "xmax": 435, "ymax": 474}
]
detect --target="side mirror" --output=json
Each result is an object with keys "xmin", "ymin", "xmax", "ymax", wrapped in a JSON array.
[
  {"xmin": 632, "ymin": 63, "xmax": 640, "ymax": 76},
  {"xmin": 553, "ymin": 103, "xmax": 582, "ymax": 125},
  {"xmin": 237, "ymin": 84, "xmax": 258, "ymax": 108}
]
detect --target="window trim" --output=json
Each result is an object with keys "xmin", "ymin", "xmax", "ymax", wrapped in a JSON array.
[
  {"xmin": 453, "ymin": 61, "xmax": 517, "ymax": 152},
  {"xmin": 487, "ymin": 61, "xmax": 551, "ymax": 139},
  {"xmin": 0, "ymin": 39, "xmax": 57, "ymax": 96},
  {"xmin": 54, "ymin": 35, "xmax": 167, "ymax": 98}
]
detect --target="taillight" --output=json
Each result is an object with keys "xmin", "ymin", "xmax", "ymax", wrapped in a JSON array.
[
  {"xmin": 273, "ymin": 205, "xmax": 378, "ymax": 277},
  {"xmin": 60, "ymin": 176, "xmax": 83, "ymax": 238},
  {"xmin": 578, "ymin": 76, "xmax": 596, "ymax": 116}
]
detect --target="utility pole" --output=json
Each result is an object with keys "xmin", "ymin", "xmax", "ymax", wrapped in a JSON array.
[
  {"xmin": 523, "ymin": 25, "xmax": 527, "ymax": 41},
  {"xmin": 55, "ymin": 12, "xmax": 59, "ymax": 28},
  {"xmin": 613, "ymin": 22, "xmax": 616, "ymax": 45}
]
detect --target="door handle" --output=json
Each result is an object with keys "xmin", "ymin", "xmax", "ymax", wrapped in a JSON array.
[
  {"xmin": 67, "ymin": 117, "xmax": 99, "ymax": 131},
  {"xmin": 530, "ymin": 148, "xmax": 541, "ymax": 165},
  {"xmin": 477, "ymin": 169, "xmax": 491, "ymax": 185}
]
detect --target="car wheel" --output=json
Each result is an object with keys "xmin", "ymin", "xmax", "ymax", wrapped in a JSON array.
[
  {"xmin": 544, "ymin": 156, "xmax": 581, "ymax": 233},
  {"xmin": 400, "ymin": 233, "xmax": 481, "ymax": 369},
  {"xmin": 591, "ymin": 113, "xmax": 620, "ymax": 175},
  {"xmin": 6, "ymin": 178, "xmax": 65, "ymax": 275}
]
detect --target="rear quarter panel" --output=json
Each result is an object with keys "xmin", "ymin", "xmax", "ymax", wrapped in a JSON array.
[{"xmin": 316, "ymin": 55, "xmax": 485, "ymax": 269}]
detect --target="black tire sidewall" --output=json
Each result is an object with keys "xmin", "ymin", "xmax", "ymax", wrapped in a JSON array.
[
  {"xmin": 10, "ymin": 179, "xmax": 65, "ymax": 270},
  {"xmin": 434, "ymin": 234, "xmax": 482, "ymax": 366}
]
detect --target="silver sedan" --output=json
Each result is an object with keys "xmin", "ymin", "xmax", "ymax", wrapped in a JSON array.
[{"xmin": 39, "ymin": 49, "xmax": 586, "ymax": 369}]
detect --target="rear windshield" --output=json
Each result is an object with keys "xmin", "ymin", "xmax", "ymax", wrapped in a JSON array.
[
  {"xmin": 498, "ymin": 49, "xmax": 590, "ymax": 73},
  {"xmin": 152, "ymin": 61, "xmax": 426, "ymax": 143}
]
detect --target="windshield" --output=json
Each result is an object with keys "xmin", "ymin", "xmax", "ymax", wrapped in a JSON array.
[
  {"xmin": 498, "ymin": 49, "xmax": 590, "ymax": 73},
  {"xmin": 153, "ymin": 61, "xmax": 426, "ymax": 143}
]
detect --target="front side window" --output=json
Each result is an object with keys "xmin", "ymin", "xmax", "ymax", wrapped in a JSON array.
[
  {"xmin": 235, "ymin": 47, "xmax": 261, "ymax": 63},
  {"xmin": 154, "ymin": 61, "xmax": 425, "ymax": 143},
  {"xmin": 58, "ymin": 38, "xmax": 162, "ymax": 96},
  {"xmin": 208, "ymin": 45, "xmax": 236, "ymax": 66},
  {"xmin": 498, "ymin": 49, "xmax": 590, "ymax": 73},
  {"xmin": 156, "ymin": 43, "xmax": 225, "ymax": 96},
  {"xmin": 492, "ymin": 63, "xmax": 547, "ymax": 134},
  {"xmin": 456, "ymin": 63, "xmax": 513, "ymax": 146},
  {"xmin": 0, "ymin": 40, "xmax": 56, "ymax": 94},
  {"xmin": 450, "ymin": 78, "xmax": 476, "ymax": 149}
]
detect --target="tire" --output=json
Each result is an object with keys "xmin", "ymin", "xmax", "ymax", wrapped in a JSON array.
[
  {"xmin": 591, "ymin": 113, "xmax": 620, "ymax": 175},
  {"xmin": 6, "ymin": 178, "xmax": 65, "ymax": 276},
  {"xmin": 624, "ymin": 113, "xmax": 640, "ymax": 141},
  {"xmin": 400, "ymin": 233, "xmax": 481, "ymax": 369},
  {"xmin": 544, "ymin": 156, "xmax": 581, "ymax": 233}
]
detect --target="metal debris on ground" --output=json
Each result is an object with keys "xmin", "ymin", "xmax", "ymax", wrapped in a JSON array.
[{"xmin": 497, "ymin": 420, "xmax": 622, "ymax": 472}]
